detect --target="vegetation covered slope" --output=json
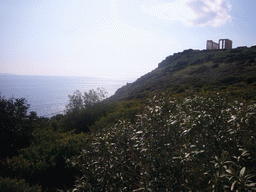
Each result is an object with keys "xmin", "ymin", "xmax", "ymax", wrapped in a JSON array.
[
  {"xmin": 108, "ymin": 46, "xmax": 256, "ymax": 101},
  {"xmin": 1, "ymin": 46, "xmax": 256, "ymax": 191},
  {"xmin": 69, "ymin": 91, "xmax": 256, "ymax": 191}
]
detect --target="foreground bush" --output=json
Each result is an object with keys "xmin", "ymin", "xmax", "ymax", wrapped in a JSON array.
[
  {"xmin": 0, "ymin": 97, "xmax": 39, "ymax": 159},
  {"xmin": 0, "ymin": 177, "xmax": 41, "ymax": 192},
  {"xmin": 2, "ymin": 128, "xmax": 88, "ymax": 191},
  {"xmin": 68, "ymin": 92, "xmax": 256, "ymax": 191}
]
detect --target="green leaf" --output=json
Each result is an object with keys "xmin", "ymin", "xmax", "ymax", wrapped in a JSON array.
[
  {"xmin": 240, "ymin": 167, "xmax": 246, "ymax": 177},
  {"xmin": 226, "ymin": 169, "xmax": 233, "ymax": 174},
  {"xmin": 241, "ymin": 151, "xmax": 250, "ymax": 156},
  {"xmin": 224, "ymin": 161, "xmax": 235, "ymax": 164},
  {"xmin": 245, "ymin": 174, "xmax": 255, "ymax": 180},
  {"xmin": 231, "ymin": 180, "xmax": 237, "ymax": 191},
  {"xmin": 245, "ymin": 183, "xmax": 256, "ymax": 187}
]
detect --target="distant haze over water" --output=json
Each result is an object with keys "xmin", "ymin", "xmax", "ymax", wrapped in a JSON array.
[{"xmin": 0, "ymin": 74, "xmax": 134, "ymax": 117}]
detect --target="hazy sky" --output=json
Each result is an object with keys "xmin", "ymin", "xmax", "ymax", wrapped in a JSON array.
[{"xmin": 1, "ymin": 0, "xmax": 255, "ymax": 79}]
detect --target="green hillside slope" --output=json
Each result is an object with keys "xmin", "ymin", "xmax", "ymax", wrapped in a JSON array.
[{"xmin": 108, "ymin": 46, "xmax": 256, "ymax": 101}]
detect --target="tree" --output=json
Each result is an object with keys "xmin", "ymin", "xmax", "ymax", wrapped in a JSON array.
[
  {"xmin": 83, "ymin": 87, "xmax": 107, "ymax": 108},
  {"xmin": 65, "ymin": 88, "xmax": 107, "ymax": 113},
  {"xmin": 66, "ymin": 90, "xmax": 83, "ymax": 113},
  {"xmin": 0, "ymin": 97, "xmax": 38, "ymax": 159},
  {"xmin": 63, "ymin": 88, "xmax": 108, "ymax": 132}
]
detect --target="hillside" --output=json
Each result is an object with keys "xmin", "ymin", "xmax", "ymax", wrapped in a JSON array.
[
  {"xmin": 108, "ymin": 46, "xmax": 256, "ymax": 101},
  {"xmin": 2, "ymin": 46, "xmax": 256, "ymax": 192}
]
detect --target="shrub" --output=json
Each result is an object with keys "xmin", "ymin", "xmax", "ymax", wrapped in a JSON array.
[
  {"xmin": 66, "ymin": 88, "xmax": 107, "ymax": 113},
  {"xmin": 245, "ymin": 75, "xmax": 256, "ymax": 84},
  {"xmin": 2, "ymin": 128, "xmax": 88, "ymax": 191},
  {"xmin": 0, "ymin": 177, "xmax": 41, "ymax": 192},
  {"xmin": 0, "ymin": 97, "xmax": 39, "ymax": 159},
  {"xmin": 68, "ymin": 91, "xmax": 256, "ymax": 191},
  {"xmin": 220, "ymin": 76, "xmax": 241, "ymax": 85},
  {"xmin": 211, "ymin": 63, "xmax": 219, "ymax": 68},
  {"xmin": 188, "ymin": 65, "xmax": 209, "ymax": 75},
  {"xmin": 173, "ymin": 61, "xmax": 188, "ymax": 71},
  {"xmin": 92, "ymin": 100, "xmax": 144, "ymax": 131}
]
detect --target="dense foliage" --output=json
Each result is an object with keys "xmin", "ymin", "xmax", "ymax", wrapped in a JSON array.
[
  {"xmin": 61, "ymin": 88, "xmax": 109, "ymax": 133},
  {"xmin": 0, "ymin": 97, "xmax": 39, "ymax": 159},
  {"xmin": 1, "ymin": 87, "xmax": 256, "ymax": 191},
  {"xmin": 1, "ymin": 46, "xmax": 256, "ymax": 191},
  {"xmin": 0, "ymin": 90, "xmax": 144, "ymax": 191},
  {"xmin": 61, "ymin": 89, "xmax": 143, "ymax": 133},
  {"xmin": 2, "ymin": 128, "xmax": 88, "ymax": 191},
  {"xmin": 0, "ymin": 177, "xmax": 41, "ymax": 192},
  {"xmin": 110, "ymin": 47, "xmax": 256, "ymax": 101},
  {"xmin": 68, "ymin": 91, "xmax": 256, "ymax": 191},
  {"xmin": 66, "ymin": 88, "xmax": 107, "ymax": 113}
]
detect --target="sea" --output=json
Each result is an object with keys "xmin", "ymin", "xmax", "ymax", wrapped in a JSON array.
[{"xmin": 0, "ymin": 74, "xmax": 135, "ymax": 117}]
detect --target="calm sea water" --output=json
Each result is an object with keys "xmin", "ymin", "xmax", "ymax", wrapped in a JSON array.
[{"xmin": 0, "ymin": 74, "xmax": 134, "ymax": 117}]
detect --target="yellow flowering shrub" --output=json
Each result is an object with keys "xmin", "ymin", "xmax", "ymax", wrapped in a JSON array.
[
  {"xmin": 2, "ymin": 128, "xmax": 88, "ymax": 191},
  {"xmin": 0, "ymin": 177, "xmax": 41, "ymax": 192}
]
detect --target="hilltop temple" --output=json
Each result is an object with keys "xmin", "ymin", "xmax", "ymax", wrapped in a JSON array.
[{"xmin": 206, "ymin": 39, "xmax": 232, "ymax": 50}]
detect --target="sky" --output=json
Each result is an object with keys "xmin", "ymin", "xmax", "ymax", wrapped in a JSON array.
[{"xmin": 1, "ymin": 0, "xmax": 256, "ymax": 79}]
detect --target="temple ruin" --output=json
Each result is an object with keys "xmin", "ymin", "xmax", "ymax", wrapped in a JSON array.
[
  {"xmin": 206, "ymin": 40, "xmax": 219, "ymax": 50},
  {"xmin": 206, "ymin": 39, "xmax": 232, "ymax": 50},
  {"xmin": 219, "ymin": 39, "xmax": 232, "ymax": 50}
]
